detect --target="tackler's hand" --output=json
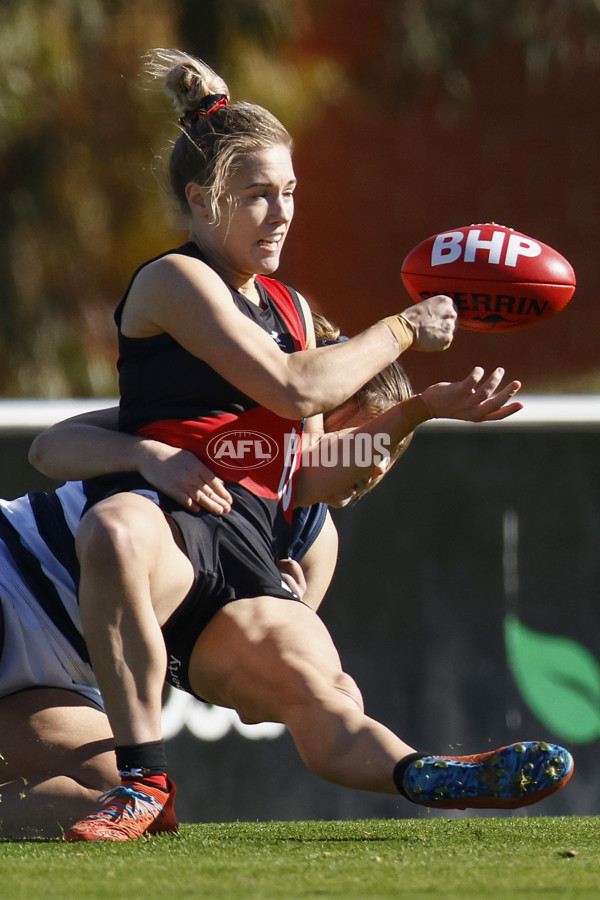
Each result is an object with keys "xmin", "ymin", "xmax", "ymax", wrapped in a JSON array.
[
  {"xmin": 135, "ymin": 440, "xmax": 233, "ymax": 514},
  {"xmin": 277, "ymin": 558, "xmax": 307, "ymax": 601}
]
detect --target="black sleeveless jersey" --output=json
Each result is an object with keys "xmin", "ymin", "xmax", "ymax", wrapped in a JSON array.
[
  {"xmin": 115, "ymin": 242, "xmax": 308, "ymax": 519},
  {"xmin": 116, "ymin": 241, "xmax": 306, "ymax": 432}
]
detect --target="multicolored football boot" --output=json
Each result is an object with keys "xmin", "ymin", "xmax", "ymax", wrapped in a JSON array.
[
  {"xmin": 401, "ymin": 742, "xmax": 574, "ymax": 809},
  {"xmin": 64, "ymin": 778, "xmax": 178, "ymax": 842}
]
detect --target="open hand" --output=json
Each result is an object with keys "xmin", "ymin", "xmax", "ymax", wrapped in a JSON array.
[
  {"xmin": 136, "ymin": 441, "xmax": 233, "ymax": 513},
  {"xmin": 421, "ymin": 367, "xmax": 523, "ymax": 422}
]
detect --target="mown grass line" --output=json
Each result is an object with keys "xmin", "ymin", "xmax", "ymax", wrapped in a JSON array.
[{"xmin": 1, "ymin": 816, "xmax": 599, "ymax": 899}]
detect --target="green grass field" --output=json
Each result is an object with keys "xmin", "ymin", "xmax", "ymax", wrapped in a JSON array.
[{"xmin": 1, "ymin": 817, "xmax": 599, "ymax": 899}]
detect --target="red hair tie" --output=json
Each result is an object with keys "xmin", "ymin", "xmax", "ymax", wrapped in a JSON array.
[{"xmin": 192, "ymin": 96, "xmax": 229, "ymax": 120}]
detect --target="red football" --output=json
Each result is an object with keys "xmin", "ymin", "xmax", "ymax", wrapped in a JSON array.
[{"xmin": 401, "ymin": 223, "xmax": 576, "ymax": 332}]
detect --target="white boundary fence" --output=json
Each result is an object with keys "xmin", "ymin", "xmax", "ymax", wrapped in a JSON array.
[{"xmin": 1, "ymin": 395, "xmax": 600, "ymax": 432}]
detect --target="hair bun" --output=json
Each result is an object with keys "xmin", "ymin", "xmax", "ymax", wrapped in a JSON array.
[
  {"xmin": 165, "ymin": 64, "xmax": 204, "ymax": 114},
  {"xmin": 145, "ymin": 49, "xmax": 230, "ymax": 117}
]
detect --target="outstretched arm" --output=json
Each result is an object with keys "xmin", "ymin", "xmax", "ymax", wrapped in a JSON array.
[
  {"xmin": 28, "ymin": 408, "xmax": 233, "ymax": 515},
  {"xmin": 420, "ymin": 366, "xmax": 522, "ymax": 422},
  {"xmin": 124, "ymin": 254, "xmax": 457, "ymax": 420},
  {"xmin": 294, "ymin": 367, "xmax": 522, "ymax": 507}
]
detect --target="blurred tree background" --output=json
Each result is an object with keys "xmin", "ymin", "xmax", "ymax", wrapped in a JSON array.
[{"xmin": 1, "ymin": 0, "xmax": 599, "ymax": 398}]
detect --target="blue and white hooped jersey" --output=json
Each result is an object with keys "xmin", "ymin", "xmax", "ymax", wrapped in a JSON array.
[
  {"xmin": 0, "ymin": 480, "xmax": 328, "ymax": 705},
  {"xmin": 0, "ymin": 481, "xmax": 102, "ymax": 705}
]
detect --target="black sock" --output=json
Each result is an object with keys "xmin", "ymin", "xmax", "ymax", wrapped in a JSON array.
[
  {"xmin": 393, "ymin": 752, "xmax": 429, "ymax": 801},
  {"xmin": 115, "ymin": 740, "xmax": 168, "ymax": 784}
]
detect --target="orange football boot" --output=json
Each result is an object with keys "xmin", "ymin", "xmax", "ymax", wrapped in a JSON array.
[{"xmin": 65, "ymin": 778, "xmax": 178, "ymax": 842}]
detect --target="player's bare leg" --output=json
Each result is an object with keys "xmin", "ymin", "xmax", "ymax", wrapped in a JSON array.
[
  {"xmin": 66, "ymin": 495, "xmax": 192, "ymax": 842},
  {"xmin": 75, "ymin": 494, "xmax": 193, "ymax": 747},
  {"xmin": 0, "ymin": 689, "xmax": 118, "ymax": 838},
  {"xmin": 189, "ymin": 597, "xmax": 574, "ymax": 808}
]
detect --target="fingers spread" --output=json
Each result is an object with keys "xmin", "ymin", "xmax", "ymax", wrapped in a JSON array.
[
  {"xmin": 472, "ymin": 366, "xmax": 505, "ymax": 400},
  {"xmin": 461, "ymin": 366, "xmax": 485, "ymax": 392},
  {"xmin": 483, "ymin": 400, "xmax": 524, "ymax": 421},
  {"xmin": 471, "ymin": 379, "xmax": 523, "ymax": 421}
]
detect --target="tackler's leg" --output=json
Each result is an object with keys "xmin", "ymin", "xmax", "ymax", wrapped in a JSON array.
[{"xmin": 0, "ymin": 688, "xmax": 118, "ymax": 838}]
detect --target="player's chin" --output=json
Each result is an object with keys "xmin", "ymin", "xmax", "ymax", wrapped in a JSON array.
[{"xmin": 255, "ymin": 246, "xmax": 283, "ymax": 273}]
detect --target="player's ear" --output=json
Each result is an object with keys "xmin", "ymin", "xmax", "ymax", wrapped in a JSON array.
[{"xmin": 186, "ymin": 182, "xmax": 211, "ymax": 218}]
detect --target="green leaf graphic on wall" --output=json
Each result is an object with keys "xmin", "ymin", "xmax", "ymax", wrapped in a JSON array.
[{"xmin": 504, "ymin": 615, "xmax": 600, "ymax": 744}]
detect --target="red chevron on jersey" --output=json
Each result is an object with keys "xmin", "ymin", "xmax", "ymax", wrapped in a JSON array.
[
  {"xmin": 256, "ymin": 276, "xmax": 307, "ymax": 351},
  {"xmin": 134, "ymin": 275, "xmax": 306, "ymax": 518},
  {"xmin": 137, "ymin": 407, "xmax": 303, "ymax": 519}
]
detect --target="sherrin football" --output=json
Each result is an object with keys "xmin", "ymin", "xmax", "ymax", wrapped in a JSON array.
[{"xmin": 401, "ymin": 223, "xmax": 576, "ymax": 332}]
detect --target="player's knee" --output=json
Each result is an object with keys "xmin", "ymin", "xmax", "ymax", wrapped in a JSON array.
[
  {"xmin": 277, "ymin": 663, "xmax": 364, "ymax": 721},
  {"xmin": 76, "ymin": 509, "xmax": 132, "ymax": 570},
  {"xmin": 76, "ymin": 500, "xmax": 153, "ymax": 570},
  {"xmin": 293, "ymin": 667, "xmax": 363, "ymax": 713},
  {"xmin": 332, "ymin": 671, "xmax": 364, "ymax": 713}
]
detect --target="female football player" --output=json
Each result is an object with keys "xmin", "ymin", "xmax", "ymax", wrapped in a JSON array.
[
  {"xmin": 0, "ymin": 352, "xmax": 452, "ymax": 836},
  {"xmin": 1, "ymin": 49, "xmax": 571, "ymax": 840}
]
